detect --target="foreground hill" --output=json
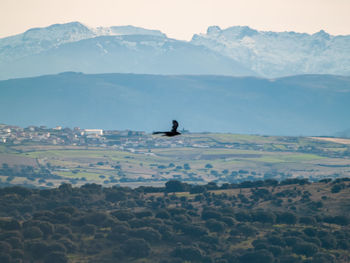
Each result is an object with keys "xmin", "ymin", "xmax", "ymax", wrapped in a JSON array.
[
  {"xmin": 1, "ymin": 73, "xmax": 350, "ymax": 135},
  {"xmin": 0, "ymin": 179, "xmax": 349, "ymax": 262}
]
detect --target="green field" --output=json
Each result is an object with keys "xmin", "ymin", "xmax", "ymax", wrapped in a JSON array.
[{"xmin": 0, "ymin": 133, "xmax": 349, "ymax": 187}]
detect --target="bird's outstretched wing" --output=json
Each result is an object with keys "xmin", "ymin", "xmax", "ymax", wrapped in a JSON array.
[
  {"xmin": 152, "ymin": 131, "xmax": 165, "ymax": 135},
  {"xmin": 171, "ymin": 120, "xmax": 179, "ymax": 132},
  {"xmin": 153, "ymin": 120, "xmax": 180, "ymax": 137}
]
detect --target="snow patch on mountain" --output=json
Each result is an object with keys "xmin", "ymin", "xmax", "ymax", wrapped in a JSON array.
[
  {"xmin": 0, "ymin": 22, "xmax": 95, "ymax": 61},
  {"xmin": 96, "ymin": 42, "xmax": 108, "ymax": 54},
  {"xmin": 1, "ymin": 22, "xmax": 350, "ymax": 79},
  {"xmin": 0, "ymin": 22, "xmax": 167, "ymax": 63},
  {"xmin": 191, "ymin": 26, "xmax": 350, "ymax": 77}
]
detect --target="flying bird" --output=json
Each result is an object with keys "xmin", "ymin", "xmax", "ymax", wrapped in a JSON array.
[{"xmin": 153, "ymin": 120, "xmax": 181, "ymax": 137}]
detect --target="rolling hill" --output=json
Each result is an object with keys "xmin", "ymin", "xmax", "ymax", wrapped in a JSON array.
[{"xmin": 1, "ymin": 72, "xmax": 349, "ymax": 136}]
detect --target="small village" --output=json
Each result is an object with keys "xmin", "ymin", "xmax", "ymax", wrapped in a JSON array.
[{"xmin": 0, "ymin": 124, "xmax": 195, "ymax": 151}]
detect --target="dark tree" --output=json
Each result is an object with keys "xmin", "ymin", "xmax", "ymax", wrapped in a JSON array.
[
  {"xmin": 81, "ymin": 224, "xmax": 96, "ymax": 235},
  {"xmin": 312, "ymin": 253, "xmax": 336, "ymax": 263},
  {"xmin": 105, "ymin": 189, "xmax": 127, "ymax": 202},
  {"xmin": 25, "ymin": 241, "xmax": 48, "ymax": 260},
  {"xmin": 240, "ymin": 249, "xmax": 274, "ymax": 263},
  {"xmin": 155, "ymin": 210, "xmax": 170, "ymax": 219},
  {"xmin": 172, "ymin": 246, "xmax": 202, "ymax": 262},
  {"xmin": 292, "ymin": 242, "xmax": 318, "ymax": 257},
  {"xmin": 131, "ymin": 228, "xmax": 161, "ymax": 243},
  {"xmin": 23, "ymin": 226, "xmax": 43, "ymax": 239},
  {"xmin": 111, "ymin": 210, "xmax": 134, "ymax": 221},
  {"xmin": 165, "ymin": 180, "xmax": 185, "ymax": 192},
  {"xmin": 202, "ymin": 210, "xmax": 222, "ymax": 220},
  {"xmin": 276, "ymin": 212, "xmax": 297, "ymax": 225},
  {"xmin": 1, "ymin": 219, "xmax": 21, "ymax": 231},
  {"xmin": 252, "ymin": 211, "xmax": 276, "ymax": 224},
  {"xmin": 122, "ymin": 238, "xmax": 150, "ymax": 258},
  {"xmin": 0, "ymin": 254, "xmax": 11, "ymax": 263},
  {"xmin": 205, "ymin": 219, "xmax": 225, "ymax": 233},
  {"xmin": 44, "ymin": 252, "xmax": 68, "ymax": 263}
]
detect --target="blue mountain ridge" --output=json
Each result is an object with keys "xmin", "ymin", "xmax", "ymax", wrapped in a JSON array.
[
  {"xmin": 1, "ymin": 72, "xmax": 349, "ymax": 136},
  {"xmin": 0, "ymin": 35, "xmax": 254, "ymax": 80}
]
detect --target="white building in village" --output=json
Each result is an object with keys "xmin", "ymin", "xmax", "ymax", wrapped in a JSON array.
[{"xmin": 83, "ymin": 129, "xmax": 103, "ymax": 136}]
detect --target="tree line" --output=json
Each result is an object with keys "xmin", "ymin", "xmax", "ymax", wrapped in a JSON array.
[{"xmin": 0, "ymin": 178, "xmax": 349, "ymax": 262}]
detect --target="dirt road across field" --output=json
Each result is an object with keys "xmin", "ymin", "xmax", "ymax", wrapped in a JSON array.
[{"xmin": 310, "ymin": 137, "xmax": 350, "ymax": 145}]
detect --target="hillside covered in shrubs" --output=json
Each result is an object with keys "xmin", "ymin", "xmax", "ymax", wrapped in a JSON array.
[{"xmin": 0, "ymin": 178, "xmax": 350, "ymax": 263}]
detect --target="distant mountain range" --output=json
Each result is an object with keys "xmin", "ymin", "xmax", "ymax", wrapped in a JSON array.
[
  {"xmin": 1, "ymin": 72, "xmax": 349, "ymax": 136},
  {"xmin": 192, "ymin": 26, "xmax": 350, "ymax": 78},
  {"xmin": 0, "ymin": 22, "xmax": 349, "ymax": 79},
  {"xmin": 0, "ymin": 22, "xmax": 253, "ymax": 80}
]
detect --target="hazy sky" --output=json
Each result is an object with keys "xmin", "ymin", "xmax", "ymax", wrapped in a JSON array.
[{"xmin": 1, "ymin": 0, "xmax": 350, "ymax": 40}]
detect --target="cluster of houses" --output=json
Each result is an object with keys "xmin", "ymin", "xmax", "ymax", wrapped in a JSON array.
[
  {"xmin": 0, "ymin": 124, "xmax": 193, "ymax": 149},
  {"xmin": 0, "ymin": 124, "xmax": 55, "ymax": 144}
]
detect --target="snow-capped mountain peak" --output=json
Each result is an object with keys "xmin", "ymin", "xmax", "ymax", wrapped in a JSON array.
[
  {"xmin": 2, "ymin": 21, "xmax": 94, "ymax": 46},
  {"xmin": 91, "ymin": 25, "xmax": 167, "ymax": 38},
  {"xmin": 0, "ymin": 22, "xmax": 349, "ymax": 79},
  {"xmin": 0, "ymin": 22, "xmax": 167, "ymax": 63},
  {"xmin": 312, "ymin": 29, "xmax": 331, "ymax": 40},
  {"xmin": 191, "ymin": 25, "xmax": 350, "ymax": 77},
  {"xmin": 206, "ymin": 26, "xmax": 221, "ymax": 35},
  {"xmin": 0, "ymin": 22, "xmax": 95, "ymax": 62}
]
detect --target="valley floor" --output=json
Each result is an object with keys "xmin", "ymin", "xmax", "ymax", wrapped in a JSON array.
[{"xmin": 0, "ymin": 132, "xmax": 349, "ymax": 188}]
